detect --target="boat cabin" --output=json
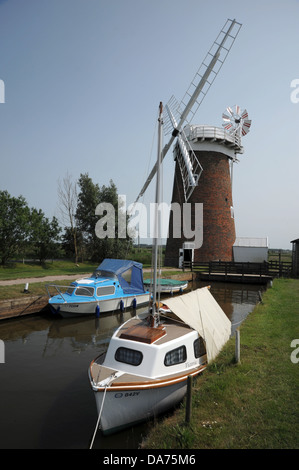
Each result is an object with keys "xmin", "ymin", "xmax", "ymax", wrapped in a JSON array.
[{"xmin": 102, "ymin": 317, "xmax": 207, "ymax": 379}]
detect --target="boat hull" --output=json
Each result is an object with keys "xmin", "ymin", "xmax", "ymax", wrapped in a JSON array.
[
  {"xmin": 50, "ymin": 293, "xmax": 149, "ymax": 318},
  {"xmin": 92, "ymin": 368, "xmax": 204, "ymax": 435},
  {"xmin": 143, "ymin": 280, "xmax": 188, "ymax": 294}
]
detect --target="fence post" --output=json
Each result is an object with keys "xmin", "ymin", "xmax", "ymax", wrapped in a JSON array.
[
  {"xmin": 235, "ymin": 328, "xmax": 240, "ymax": 364},
  {"xmin": 185, "ymin": 376, "xmax": 192, "ymax": 423}
]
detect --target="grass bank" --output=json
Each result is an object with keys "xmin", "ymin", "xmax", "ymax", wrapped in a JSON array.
[
  {"xmin": 142, "ymin": 278, "xmax": 299, "ymax": 449},
  {"xmin": 0, "ymin": 260, "xmax": 97, "ymax": 281},
  {"xmin": 0, "ymin": 260, "xmax": 183, "ymax": 301}
]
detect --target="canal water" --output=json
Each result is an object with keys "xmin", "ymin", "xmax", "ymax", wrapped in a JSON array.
[{"xmin": 0, "ymin": 281, "xmax": 265, "ymax": 449}]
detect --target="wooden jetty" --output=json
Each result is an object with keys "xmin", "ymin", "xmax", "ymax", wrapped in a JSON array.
[
  {"xmin": 198, "ymin": 272, "xmax": 272, "ymax": 284},
  {"xmin": 0, "ymin": 295, "xmax": 49, "ymax": 321}
]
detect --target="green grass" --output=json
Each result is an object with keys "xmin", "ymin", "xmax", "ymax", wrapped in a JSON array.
[
  {"xmin": 142, "ymin": 278, "xmax": 299, "ymax": 449},
  {"xmin": 0, "ymin": 280, "xmax": 77, "ymax": 301},
  {"xmin": 0, "ymin": 260, "xmax": 98, "ymax": 300},
  {"xmin": 0, "ymin": 260, "xmax": 97, "ymax": 281}
]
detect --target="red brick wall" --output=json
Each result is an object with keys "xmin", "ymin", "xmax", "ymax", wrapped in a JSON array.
[{"xmin": 164, "ymin": 150, "xmax": 236, "ymax": 266}]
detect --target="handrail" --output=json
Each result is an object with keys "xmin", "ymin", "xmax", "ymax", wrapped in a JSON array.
[
  {"xmin": 45, "ymin": 284, "xmax": 72, "ymax": 302},
  {"xmin": 45, "ymin": 283, "xmax": 98, "ymax": 302}
]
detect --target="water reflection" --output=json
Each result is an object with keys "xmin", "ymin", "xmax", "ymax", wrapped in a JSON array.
[{"xmin": 0, "ymin": 281, "xmax": 265, "ymax": 449}]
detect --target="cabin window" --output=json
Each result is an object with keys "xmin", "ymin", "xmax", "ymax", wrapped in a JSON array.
[
  {"xmin": 164, "ymin": 346, "xmax": 187, "ymax": 367},
  {"xmin": 121, "ymin": 268, "xmax": 132, "ymax": 285},
  {"xmin": 66, "ymin": 286, "xmax": 75, "ymax": 295},
  {"xmin": 75, "ymin": 286, "xmax": 94, "ymax": 297},
  {"xmin": 193, "ymin": 337, "xmax": 206, "ymax": 358},
  {"xmin": 96, "ymin": 286, "xmax": 115, "ymax": 296},
  {"xmin": 115, "ymin": 347, "xmax": 143, "ymax": 366}
]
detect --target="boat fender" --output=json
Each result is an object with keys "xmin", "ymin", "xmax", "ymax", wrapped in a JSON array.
[
  {"xmin": 179, "ymin": 287, "xmax": 183, "ymax": 294},
  {"xmin": 132, "ymin": 298, "xmax": 137, "ymax": 308},
  {"xmin": 95, "ymin": 305, "xmax": 100, "ymax": 318},
  {"xmin": 120, "ymin": 300, "xmax": 124, "ymax": 312}
]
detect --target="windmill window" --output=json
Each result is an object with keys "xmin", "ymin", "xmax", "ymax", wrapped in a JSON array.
[{"xmin": 164, "ymin": 346, "xmax": 187, "ymax": 367}]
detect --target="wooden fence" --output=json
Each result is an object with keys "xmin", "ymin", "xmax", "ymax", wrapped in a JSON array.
[{"xmin": 183, "ymin": 260, "xmax": 293, "ymax": 278}]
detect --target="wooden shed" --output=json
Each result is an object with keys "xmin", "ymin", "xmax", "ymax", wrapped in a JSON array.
[{"xmin": 291, "ymin": 238, "xmax": 299, "ymax": 277}]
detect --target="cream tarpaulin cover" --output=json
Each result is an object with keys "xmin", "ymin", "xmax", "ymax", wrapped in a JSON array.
[{"xmin": 164, "ymin": 287, "xmax": 231, "ymax": 362}]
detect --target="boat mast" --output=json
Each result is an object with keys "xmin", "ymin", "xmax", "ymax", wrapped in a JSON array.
[{"xmin": 152, "ymin": 102, "xmax": 163, "ymax": 328}]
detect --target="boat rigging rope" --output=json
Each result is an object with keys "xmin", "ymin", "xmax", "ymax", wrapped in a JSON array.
[
  {"xmin": 89, "ymin": 370, "xmax": 122, "ymax": 449},
  {"xmin": 89, "ymin": 383, "xmax": 109, "ymax": 449}
]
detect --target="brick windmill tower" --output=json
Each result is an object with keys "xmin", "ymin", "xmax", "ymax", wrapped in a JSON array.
[
  {"xmin": 134, "ymin": 19, "xmax": 248, "ymax": 267},
  {"xmin": 164, "ymin": 105, "xmax": 251, "ymax": 267}
]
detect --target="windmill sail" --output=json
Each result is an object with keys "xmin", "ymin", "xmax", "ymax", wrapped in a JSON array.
[
  {"xmin": 134, "ymin": 18, "xmax": 242, "ymax": 204},
  {"xmin": 165, "ymin": 99, "xmax": 203, "ymax": 201}
]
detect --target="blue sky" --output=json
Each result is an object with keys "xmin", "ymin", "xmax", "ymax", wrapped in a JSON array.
[{"xmin": 0, "ymin": 0, "xmax": 298, "ymax": 249}]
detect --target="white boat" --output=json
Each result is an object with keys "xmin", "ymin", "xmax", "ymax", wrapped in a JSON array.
[
  {"xmin": 46, "ymin": 259, "xmax": 149, "ymax": 318},
  {"xmin": 143, "ymin": 278, "xmax": 188, "ymax": 294},
  {"xmin": 88, "ymin": 103, "xmax": 231, "ymax": 441},
  {"xmin": 88, "ymin": 286, "xmax": 231, "ymax": 435}
]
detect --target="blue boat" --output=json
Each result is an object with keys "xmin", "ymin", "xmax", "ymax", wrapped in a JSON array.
[{"xmin": 46, "ymin": 259, "xmax": 150, "ymax": 318}]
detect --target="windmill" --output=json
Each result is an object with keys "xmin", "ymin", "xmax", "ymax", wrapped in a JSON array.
[
  {"xmin": 222, "ymin": 105, "xmax": 252, "ymax": 138},
  {"xmin": 134, "ymin": 19, "xmax": 245, "ymax": 266},
  {"xmin": 221, "ymin": 104, "xmax": 252, "ymax": 197}
]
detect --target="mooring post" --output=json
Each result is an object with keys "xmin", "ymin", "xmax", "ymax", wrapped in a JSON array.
[
  {"xmin": 185, "ymin": 375, "xmax": 192, "ymax": 423},
  {"xmin": 235, "ymin": 328, "xmax": 241, "ymax": 364}
]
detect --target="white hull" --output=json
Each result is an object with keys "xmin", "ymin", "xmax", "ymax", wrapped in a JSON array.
[
  {"xmin": 155, "ymin": 283, "xmax": 187, "ymax": 293},
  {"xmin": 92, "ymin": 369, "xmax": 202, "ymax": 434},
  {"xmin": 50, "ymin": 293, "xmax": 149, "ymax": 318}
]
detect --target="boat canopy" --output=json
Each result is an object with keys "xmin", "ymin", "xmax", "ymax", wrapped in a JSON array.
[
  {"xmin": 164, "ymin": 287, "xmax": 231, "ymax": 362},
  {"xmin": 95, "ymin": 259, "xmax": 146, "ymax": 294}
]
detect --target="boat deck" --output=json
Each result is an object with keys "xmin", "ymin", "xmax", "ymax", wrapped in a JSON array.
[{"xmin": 90, "ymin": 358, "xmax": 207, "ymax": 389}]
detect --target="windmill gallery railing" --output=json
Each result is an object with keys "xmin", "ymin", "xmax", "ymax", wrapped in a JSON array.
[{"xmin": 183, "ymin": 260, "xmax": 293, "ymax": 279}]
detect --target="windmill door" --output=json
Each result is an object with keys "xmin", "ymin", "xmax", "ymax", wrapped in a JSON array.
[{"xmin": 179, "ymin": 243, "xmax": 194, "ymax": 268}]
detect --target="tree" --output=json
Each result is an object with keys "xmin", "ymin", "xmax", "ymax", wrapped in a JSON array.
[
  {"xmin": 29, "ymin": 209, "xmax": 61, "ymax": 263},
  {"xmin": 57, "ymin": 172, "xmax": 79, "ymax": 263},
  {"xmin": 0, "ymin": 190, "xmax": 30, "ymax": 264},
  {"xmin": 76, "ymin": 173, "xmax": 100, "ymax": 246},
  {"xmin": 75, "ymin": 173, "xmax": 133, "ymax": 261}
]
